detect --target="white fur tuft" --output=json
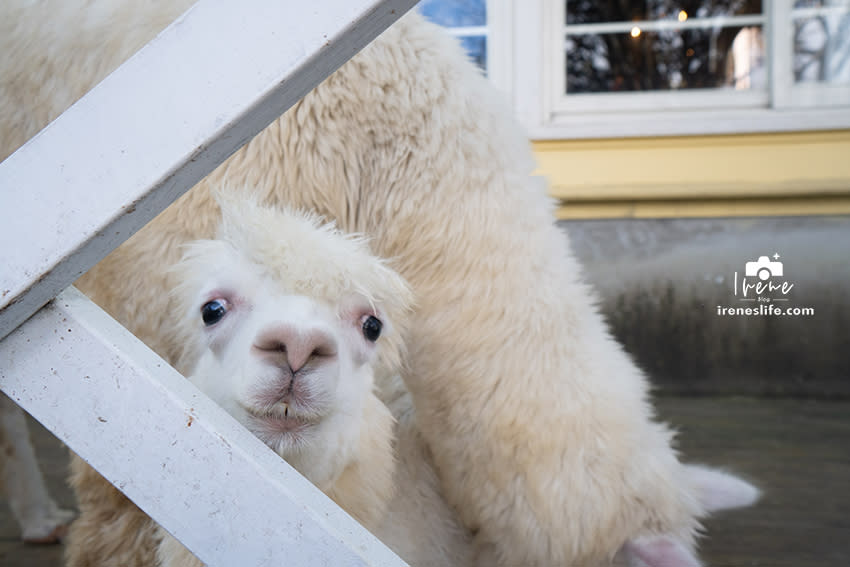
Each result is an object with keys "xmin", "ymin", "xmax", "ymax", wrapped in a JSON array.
[
  {"xmin": 685, "ymin": 464, "xmax": 761, "ymax": 512},
  {"xmin": 622, "ymin": 535, "xmax": 702, "ymax": 567}
]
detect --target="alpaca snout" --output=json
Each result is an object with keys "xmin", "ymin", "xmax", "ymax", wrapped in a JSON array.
[{"xmin": 252, "ymin": 323, "xmax": 338, "ymax": 374}]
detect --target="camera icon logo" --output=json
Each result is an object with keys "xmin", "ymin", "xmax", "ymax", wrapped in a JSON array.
[{"xmin": 745, "ymin": 256, "xmax": 783, "ymax": 281}]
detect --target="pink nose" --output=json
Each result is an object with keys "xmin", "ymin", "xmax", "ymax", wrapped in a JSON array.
[{"xmin": 253, "ymin": 324, "xmax": 338, "ymax": 373}]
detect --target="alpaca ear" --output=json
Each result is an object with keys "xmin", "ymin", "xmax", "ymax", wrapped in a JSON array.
[
  {"xmin": 620, "ymin": 535, "xmax": 702, "ymax": 567},
  {"xmin": 685, "ymin": 464, "xmax": 760, "ymax": 512}
]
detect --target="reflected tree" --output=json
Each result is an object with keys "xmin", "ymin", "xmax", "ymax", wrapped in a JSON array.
[
  {"xmin": 793, "ymin": 1, "xmax": 850, "ymax": 83},
  {"xmin": 566, "ymin": 0, "xmax": 763, "ymax": 93}
]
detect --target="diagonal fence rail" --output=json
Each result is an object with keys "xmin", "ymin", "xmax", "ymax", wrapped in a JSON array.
[{"xmin": 0, "ymin": 1, "xmax": 417, "ymax": 564}]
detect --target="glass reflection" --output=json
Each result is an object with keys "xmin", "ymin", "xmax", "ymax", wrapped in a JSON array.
[{"xmin": 793, "ymin": 1, "xmax": 850, "ymax": 84}]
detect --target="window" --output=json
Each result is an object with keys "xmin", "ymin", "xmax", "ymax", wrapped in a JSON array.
[
  {"xmin": 558, "ymin": 2, "xmax": 767, "ymax": 103},
  {"xmin": 417, "ymin": 0, "xmax": 512, "ymax": 95},
  {"xmin": 778, "ymin": 0, "xmax": 850, "ymax": 108},
  {"xmin": 792, "ymin": 1, "xmax": 850, "ymax": 86},
  {"xmin": 421, "ymin": 1, "xmax": 850, "ymax": 139},
  {"xmin": 419, "ymin": 0, "xmax": 489, "ymax": 71},
  {"xmin": 538, "ymin": 0, "xmax": 850, "ymax": 137}
]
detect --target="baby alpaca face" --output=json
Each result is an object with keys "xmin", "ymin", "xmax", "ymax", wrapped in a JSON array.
[
  {"xmin": 171, "ymin": 200, "xmax": 412, "ymax": 488},
  {"xmin": 183, "ymin": 245, "xmax": 386, "ymax": 489}
]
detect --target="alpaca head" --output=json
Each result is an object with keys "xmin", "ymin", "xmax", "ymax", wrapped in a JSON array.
[{"xmin": 171, "ymin": 194, "xmax": 413, "ymax": 489}]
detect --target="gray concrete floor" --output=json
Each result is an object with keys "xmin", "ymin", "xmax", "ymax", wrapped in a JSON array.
[
  {"xmin": 3, "ymin": 397, "xmax": 849, "ymax": 566},
  {"xmin": 657, "ymin": 396, "xmax": 850, "ymax": 567}
]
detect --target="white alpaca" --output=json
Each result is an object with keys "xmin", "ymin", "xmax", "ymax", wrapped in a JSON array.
[
  {"xmin": 0, "ymin": 395, "xmax": 75, "ymax": 543},
  {"xmin": 1, "ymin": 2, "xmax": 757, "ymax": 566},
  {"xmin": 153, "ymin": 196, "xmax": 471, "ymax": 567}
]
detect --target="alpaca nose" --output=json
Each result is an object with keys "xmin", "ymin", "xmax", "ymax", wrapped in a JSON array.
[{"xmin": 253, "ymin": 324, "xmax": 338, "ymax": 373}]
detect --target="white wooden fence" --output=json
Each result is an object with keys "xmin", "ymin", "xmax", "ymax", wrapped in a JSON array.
[{"xmin": 0, "ymin": 1, "xmax": 417, "ymax": 564}]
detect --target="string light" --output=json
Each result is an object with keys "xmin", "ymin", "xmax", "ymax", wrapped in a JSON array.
[
  {"xmin": 630, "ymin": 26, "xmax": 641, "ymax": 38},
  {"xmin": 678, "ymin": 10, "xmax": 688, "ymax": 22}
]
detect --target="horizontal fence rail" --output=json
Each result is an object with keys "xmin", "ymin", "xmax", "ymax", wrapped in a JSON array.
[{"xmin": 0, "ymin": 0, "xmax": 418, "ymax": 564}]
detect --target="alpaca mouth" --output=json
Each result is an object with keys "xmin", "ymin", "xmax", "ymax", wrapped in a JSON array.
[
  {"xmin": 246, "ymin": 404, "xmax": 317, "ymax": 437},
  {"xmin": 257, "ymin": 412, "xmax": 311, "ymax": 433},
  {"xmin": 248, "ymin": 379, "xmax": 327, "ymax": 421}
]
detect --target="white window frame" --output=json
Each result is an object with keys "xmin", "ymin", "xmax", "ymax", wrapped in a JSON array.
[
  {"xmin": 502, "ymin": 0, "xmax": 850, "ymax": 139},
  {"xmin": 487, "ymin": 0, "xmax": 514, "ymax": 96}
]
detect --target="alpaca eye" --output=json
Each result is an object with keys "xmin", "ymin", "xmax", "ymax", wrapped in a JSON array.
[
  {"xmin": 361, "ymin": 315, "xmax": 382, "ymax": 342},
  {"xmin": 201, "ymin": 299, "xmax": 228, "ymax": 326}
]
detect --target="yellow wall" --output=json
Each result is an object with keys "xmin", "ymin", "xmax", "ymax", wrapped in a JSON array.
[{"xmin": 533, "ymin": 130, "xmax": 850, "ymax": 219}]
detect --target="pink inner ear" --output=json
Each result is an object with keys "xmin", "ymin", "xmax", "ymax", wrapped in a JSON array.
[{"xmin": 622, "ymin": 535, "xmax": 702, "ymax": 567}]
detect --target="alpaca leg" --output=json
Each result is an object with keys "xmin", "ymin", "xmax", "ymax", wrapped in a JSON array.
[{"xmin": 0, "ymin": 394, "xmax": 75, "ymax": 543}]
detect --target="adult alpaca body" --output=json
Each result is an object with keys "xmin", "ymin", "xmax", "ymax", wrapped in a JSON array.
[{"xmin": 1, "ymin": 2, "xmax": 756, "ymax": 566}]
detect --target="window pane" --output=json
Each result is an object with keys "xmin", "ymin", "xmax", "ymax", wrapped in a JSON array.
[
  {"xmin": 418, "ymin": 1, "xmax": 488, "ymax": 72},
  {"xmin": 565, "ymin": 1, "xmax": 762, "ymax": 26},
  {"xmin": 564, "ymin": 1, "xmax": 765, "ymax": 94},
  {"xmin": 792, "ymin": 1, "xmax": 850, "ymax": 85},
  {"xmin": 459, "ymin": 35, "xmax": 487, "ymax": 70},
  {"xmin": 418, "ymin": 0, "xmax": 486, "ymax": 28},
  {"xmin": 566, "ymin": 26, "xmax": 765, "ymax": 94}
]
